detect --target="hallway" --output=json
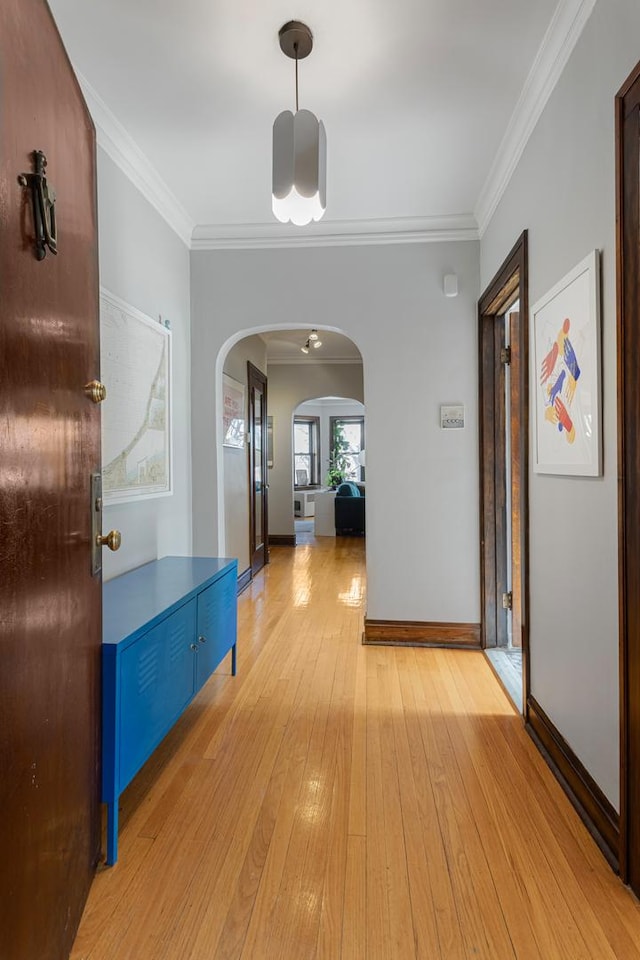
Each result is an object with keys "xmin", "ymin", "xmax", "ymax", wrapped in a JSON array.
[{"xmin": 72, "ymin": 538, "xmax": 640, "ymax": 959}]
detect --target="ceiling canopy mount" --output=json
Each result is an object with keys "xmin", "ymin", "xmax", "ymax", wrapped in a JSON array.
[{"xmin": 278, "ymin": 21, "xmax": 314, "ymax": 61}]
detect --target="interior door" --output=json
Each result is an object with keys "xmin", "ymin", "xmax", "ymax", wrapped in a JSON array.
[
  {"xmin": 0, "ymin": 3, "xmax": 102, "ymax": 958},
  {"xmin": 248, "ymin": 362, "xmax": 269, "ymax": 575},
  {"xmin": 478, "ymin": 233, "xmax": 529, "ymax": 707},
  {"xmin": 493, "ymin": 314, "xmax": 509, "ymax": 648},
  {"xmin": 507, "ymin": 309, "xmax": 523, "ymax": 650},
  {"xmin": 487, "ymin": 306, "xmax": 522, "ymax": 650},
  {"xmin": 617, "ymin": 59, "xmax": 640, "ymax": 893}
]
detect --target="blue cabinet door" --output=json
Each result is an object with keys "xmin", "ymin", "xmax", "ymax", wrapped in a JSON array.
[
  {"xmin": 119, "ymin": 599, "xmax": 196, "ymax": 790},
  {"xmin": 195, "ymin": 569, "xmax": 237, "ymax": 691}
]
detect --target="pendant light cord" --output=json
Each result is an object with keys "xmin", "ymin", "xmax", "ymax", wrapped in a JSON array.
[{"xmin": 294, "ymin": 41, "xmax": 299, "ymax": 112}]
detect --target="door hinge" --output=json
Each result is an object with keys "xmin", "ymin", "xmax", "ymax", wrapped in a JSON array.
[
  {"xmin": 500, "ymin": 346, "xmax": 511, "ymax": 365},
  {"xmin": 502, "ymin": 591, "xmax": 513, "ymax": 610}
]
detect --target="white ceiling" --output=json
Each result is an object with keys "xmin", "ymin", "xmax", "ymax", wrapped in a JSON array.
[{"xmin": 47, "ymin": 0, "xmax": 568, "ymax": 239}]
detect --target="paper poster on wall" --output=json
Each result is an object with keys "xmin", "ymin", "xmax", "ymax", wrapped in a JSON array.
[
  {"xmin": 100, "ymin": 289, "xmax": 172, "ymax": 503},
  {"xmin": 267, "ymin": 415, "xmax": 274, "ymax": 467},
  {"xmin": 223, "ymin": 374, "xmax": 246, "ymax": 448}
]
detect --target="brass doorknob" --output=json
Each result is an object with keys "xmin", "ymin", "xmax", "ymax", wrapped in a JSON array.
[
  {"xmin": 97, "ymin": 530, "xmax": 121, "ymax": 551},
  {"xmin": 85, "ymin": 380, "xmax": 107, "ymax": 403}
]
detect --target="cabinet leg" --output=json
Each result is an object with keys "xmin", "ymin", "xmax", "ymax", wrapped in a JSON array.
[
  {"xmin": 231, "ymin": 643, "xmax": 237, "ymax": 677},
  {"xmin": 105, "ymin": 800, "xmax": 119, "ymax": 866}
]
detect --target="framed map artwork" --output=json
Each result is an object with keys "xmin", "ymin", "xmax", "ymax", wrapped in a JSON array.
[{"xmin": 100, "ymin": 289, "xmax": 172, "ymax": 503}]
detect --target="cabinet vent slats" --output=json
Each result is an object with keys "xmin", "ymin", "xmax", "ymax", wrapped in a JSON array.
[
  {"xmin": 137, "ymin": 647, "xmax": 159, "ymax": 695},
  {"xmin": 169, "ymin": 620, "xmax": 187, "ymax": 664}
]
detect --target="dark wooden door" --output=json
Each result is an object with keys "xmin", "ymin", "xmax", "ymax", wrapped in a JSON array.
[
  {"xmin": 617, "ymin": 60, "xmax": 640, "ymax": 893},
  {"xmin": 478, "ymin": 233, "xmax": 529, "ymax": 707},
  {"xmin": 492, "ymin": 314, "xmax": 509, "ymax": 648},
  {"xmin": 0, "ymin": 3, "xmax": 102, "ymax": 958},
  {"xmin": 508, "ymin": 310, "xmax": 523, "ymax": 650},
  {"xmin": 248, "ymin": 362, "xmax": 269, "ymax": 575},
  {"xmin": 485, "ymin": 307, "xmax": 522, "ymax": 650}
]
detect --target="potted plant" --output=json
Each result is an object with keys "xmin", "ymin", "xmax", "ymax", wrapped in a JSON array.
[
  {"xmin": 325, "ymin": 462, "xmax": 346, "ymax": 488},
  {"xmin": 325, "ymin": 423, "xmax": 350, "ymax": 488}
]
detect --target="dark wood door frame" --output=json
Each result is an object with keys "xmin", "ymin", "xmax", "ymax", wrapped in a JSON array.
[
  {"xmin": 616, "ymin": 58, "xmax": 640, "ymax": 890},
  {"xmin": 478, "ymin": 231, "xmax": 530, "ymax": 713},
  {"xmin": 247, "ymin": 362, "xmax": 269, "ymax": 575}
]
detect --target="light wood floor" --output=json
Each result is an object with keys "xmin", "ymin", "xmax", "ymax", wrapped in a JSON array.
[{"xmin": 72, "ymin": 537, "xmax": 640, "ymax": 960}]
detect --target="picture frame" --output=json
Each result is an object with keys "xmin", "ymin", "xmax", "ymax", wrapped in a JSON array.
[
  {"xmin": 222, "ymin": 374, "xmax": 246, "ymax": 449},
  {"xmin": 267, "ymin": 415, "xmax": 274, "ymax": 468},
  {"xmin": 100, "ymin": 288, "xmax": 172, "ymax": 503},
  {"xmin": 530, "ymin": 250, "xmax": 601, "ymax": 476}
]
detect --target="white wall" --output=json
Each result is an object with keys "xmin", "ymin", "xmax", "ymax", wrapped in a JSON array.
[
  {"xmin": 97, "ymin": 148, "xmax": 192, "ymax": 579},
  {"xmin": 268, "ymin": 368, "xmax": 364, "ymax": 535},
  {"xmin": 191, "ymin": 241, "xmax": 480, "ymax": 623},
  {"xmin": 480, "ymin": 0, "xmax": 640, "ymax": 809},
  {"xmin": 222, "ymin": 336, "xmax": 267, "ymax": 574}
]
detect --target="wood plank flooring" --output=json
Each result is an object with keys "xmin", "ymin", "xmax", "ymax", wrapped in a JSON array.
[{"xmin": 71, "ymin": 537, "xmax": 640, "ymax": 960}]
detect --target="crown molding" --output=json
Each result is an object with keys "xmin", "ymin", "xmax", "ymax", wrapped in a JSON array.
[
  {"xmin": 298, "ymin": 397, "xmax": 364, "ymax": 406},
  {"xmin": 73, "ymin": 74, "xmax": 477, "ymax": 251},
  {"xmin": 191, "ymin": 215, "xmax": 479, "ymax": 251},
  {"xmin": 76, "ymin": 71, "xmax": 195, "ymax": 247},
  {"xmin": 73, "ymin": 0, "xmax": 595, "ymax": 253},
  {"xmin": 266, "ymin": 356, "xmax": 362, "ymax": 365},
  {"xmin": 475, "ymin": 0, "xmax": 597, "ymax": 237}
]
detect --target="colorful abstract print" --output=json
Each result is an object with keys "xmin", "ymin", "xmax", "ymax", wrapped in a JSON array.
[{"xmin": 539, "ymin": 317, "xmax": 580, "ymax": 444}]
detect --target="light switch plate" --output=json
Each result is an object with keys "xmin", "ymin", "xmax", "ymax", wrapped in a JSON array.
[{"xmin": 440, "ymin": 404, "xmax": 465, "ymax": 429}]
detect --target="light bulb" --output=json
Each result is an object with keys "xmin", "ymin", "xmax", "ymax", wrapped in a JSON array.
[
  {"xmin": 301, "ymin": 342, "xmax": 310, "ymax": 354},
  {"xmin": 309, "ymin": 330, "xmax": 318, "ymax": 341},
  {"xmin": 313, "ymin": 340, "xmax": 322, "ymax": 349}
]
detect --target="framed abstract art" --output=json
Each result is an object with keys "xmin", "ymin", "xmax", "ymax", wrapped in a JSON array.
[{"xmin": 530, "ymin": 250, "xmax": 602, "ymax": 476}]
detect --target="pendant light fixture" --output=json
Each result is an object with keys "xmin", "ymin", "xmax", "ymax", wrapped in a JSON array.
[{"xmin": 272, "ymin": 21, "xmax": 326, "ymax": 226}]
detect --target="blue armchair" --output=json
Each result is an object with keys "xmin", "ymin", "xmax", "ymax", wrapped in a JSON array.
[{"xmin": 334, "ymin": 482, "xmax": 365, "ymax": 536}]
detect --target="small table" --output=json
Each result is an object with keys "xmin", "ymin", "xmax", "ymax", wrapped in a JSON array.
[{"xmin": 314, "ymin": 490, "xmax": 336, "ymax": 537}]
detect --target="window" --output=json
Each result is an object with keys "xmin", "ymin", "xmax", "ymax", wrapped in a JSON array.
[
  {"xmin": 294, "ymin": 416, "xmax": 320, "ymax": 487},
  {"xmin": 330, "ymin": 416, "xmax": 365, "ymax": 482}
]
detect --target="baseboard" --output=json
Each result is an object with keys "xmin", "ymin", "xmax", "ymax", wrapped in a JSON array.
[
  {"xmin": 268, "ymin": 534, "xmax": 296, "ymax": 547},
  {"xmin": 237, "ymin": 567, "xmax": 252, "ymax": 595},
  {"xmin": 526, "ymin": 696, "xmax": 619, "ymax": 870},
  {"xmin": 363, "ymin": 619, "xmax": 481, "ymax": 648}
]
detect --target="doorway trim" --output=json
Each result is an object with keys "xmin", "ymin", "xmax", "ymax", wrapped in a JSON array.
[
  {"xmin": 616, "ymin": 57, "xmax": 640, "ymax": 890},
  {"xmin": 247, "ymin": 361, "xmax": 269, "ymax": 575},
  {"xmin": 478, "ymin": 230, "xmax": 529, "ymax": 714}
]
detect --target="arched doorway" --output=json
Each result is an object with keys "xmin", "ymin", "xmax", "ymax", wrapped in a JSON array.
[
  {"xmin": 217, "ymin": 326, "xmax": 365, "ymax": 589},
  {"xmin": 293, "ymin": 397, "xmax": 365, "ymax": 543}
]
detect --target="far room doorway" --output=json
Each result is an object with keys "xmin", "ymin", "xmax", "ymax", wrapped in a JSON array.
[{"xmin": 293, "ymin": 398, "xmax": 366, "ymax": 543}]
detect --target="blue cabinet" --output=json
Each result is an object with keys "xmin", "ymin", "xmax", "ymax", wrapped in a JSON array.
[
  {"xmin": 102, "ymin": 557, "xmax": 237, "ymax": 864},
  {"xmin": 119, "ymin": 600, "xmax": 196, "ymax": 791},
  {"xmin": 195, "ymin": 572, "xmax": 238, "ymax": 691}
]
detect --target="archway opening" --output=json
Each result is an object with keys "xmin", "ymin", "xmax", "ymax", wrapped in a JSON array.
[
  {"xmin": 293, "ymin": 396, "xmax": 365, "ymax": 543},
  {"xmin": 216, "ymin": 325, "xmax": 365, "ymax": 587}
]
